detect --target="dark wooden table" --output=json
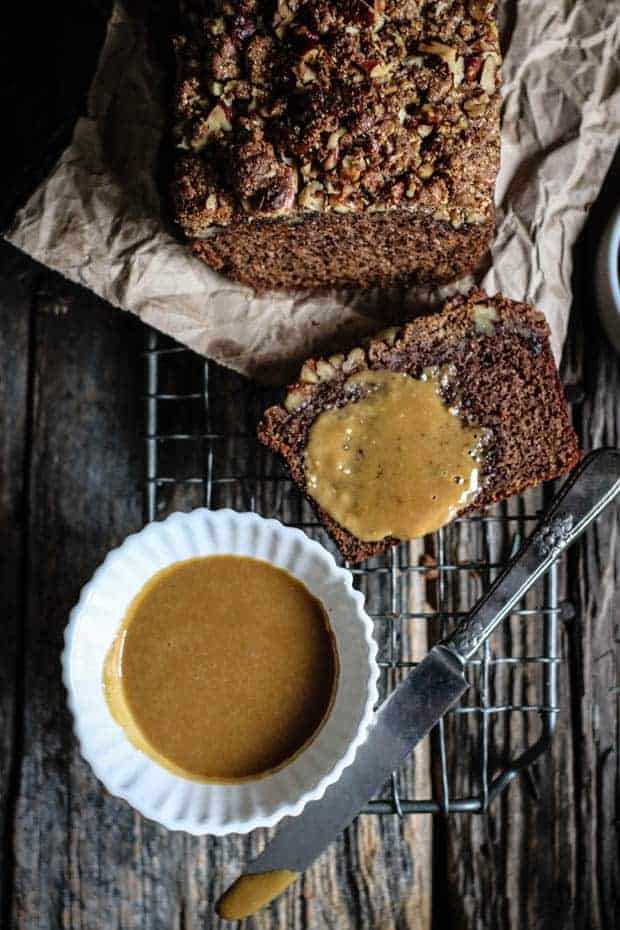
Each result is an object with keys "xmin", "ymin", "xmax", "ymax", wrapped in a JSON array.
[{"xmin": 1, "ymin": 5, "xmax": 619, "ymax": 928}]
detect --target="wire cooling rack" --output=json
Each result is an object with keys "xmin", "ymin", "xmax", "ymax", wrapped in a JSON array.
[{"xmin": 144, "ymin": 328, "xmax": 561, "ymax": 815}]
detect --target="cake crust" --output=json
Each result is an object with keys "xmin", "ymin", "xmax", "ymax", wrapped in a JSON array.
[
  {"xmin": 172, "ymin": 0, "xmax": 502, "ymax": 289},
  {"xmin": 258, "ymin": 289, "xmax": 582, "ymax": 562}
]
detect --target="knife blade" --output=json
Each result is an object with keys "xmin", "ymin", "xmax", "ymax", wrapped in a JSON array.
[{"xmin": 217, "ymin": 449, "xmax": 620, "ymax": 920}]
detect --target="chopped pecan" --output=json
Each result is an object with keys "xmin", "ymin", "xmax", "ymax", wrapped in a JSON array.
[
  {"xmin": 479, "ymin": 54, "xmax": 499, "ymax": 94},
  {"xmin": 344, "ymin": 0, "xmax": 383, "ymax": 27},
  {"xmin": 284, "ymin": 389, "xmax": 306, "ymax": 412},
  {"xmin": 342, "ymin": 347, "xmax": 367, "ymax": 374},
  {"xmin": 298, "ymin": 180, "xmax": 325, "ymax": 210},
  {"xmin": 469, "ymin": 0, "xmax": 492, "ymax": 22},
  {"xmin": 234, "ymin": 137, "xmax": 279, "ymax": 197},
  {"xmin": 340, "ymin": 152, "xmax": 367, "ymax": 182},
  {"xmin": 245, "ymin": 35, "xmax": 276, "ymax": 86},
  {"xmin": 251, "ymin": 165, "xmax": 298, "ymax": 216},
  {"xmin": 231, "ymin": 15, "xmax": 256, "ymax": 45},
  {"xmin": 465, "ymin": 55, "xmax": 483, "ymax": 82},
  {"xmin": 316, "ymin": 360, "xmax": 337, "ymax": 381},
  {"xmin": 463, "ymin": 91, "xmax": 490, "ymax": 118},
  {"xmin": 173, "ymin": 157, "xmax": 234, "ymax": 231},
  {"xmin": 300, "ymin": 362, "xmax": 319, "ymax": 383},
  {"xmin": 388, "ymin": 179, "xmax": 405, "ymax": 203},
  {"xmin": 191, "ymin": 104, "xmax": 233, "ymax": 150},
  {"xmin": 210, "ymin": 35, "xmax": 240, "ymax": 81}
]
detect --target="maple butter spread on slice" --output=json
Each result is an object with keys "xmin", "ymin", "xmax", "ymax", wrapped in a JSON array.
[{"xmin": 303, "ymin": 370, "xmax": 485, "ymax": 543}]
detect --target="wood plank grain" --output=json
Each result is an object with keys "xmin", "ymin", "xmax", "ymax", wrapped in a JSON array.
[
  {"xmin": 0, "ymin": 243, "xmax": 36, "ymax": 925},
  {"xmin": 1, "ymin": 267, "xmax": 433, "ymax": 930},
  {"xmin": 4, "ymin": 263, "xmax": 186, "ymax": 930},
  {"xmin": 434, "ymin": 154, "xmax": 620, "ymax": 930},
  {"xmin": 560, "ymin": 157, "xmax": 619, "ymax": 929},
  {"xmin": 433, "ymin": 490, "xmax": 583, "ymax": 930}
]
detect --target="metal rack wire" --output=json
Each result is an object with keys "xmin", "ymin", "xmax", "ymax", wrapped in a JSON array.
[{"xmin": 144, "ymin": 328, "xmax": 561, "ymax": 815}]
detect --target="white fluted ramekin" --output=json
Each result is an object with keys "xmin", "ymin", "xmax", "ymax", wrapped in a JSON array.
[
  {"xmin": 595, "ymin": 202, "xmax": 620, "ymax": 354},
  {"xmin": 62, "ymin": 509, "xmax": 378, "ymax": 835}
]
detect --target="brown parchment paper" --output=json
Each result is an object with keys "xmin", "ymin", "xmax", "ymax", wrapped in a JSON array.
[{"xmin": 6, "ymin": 0, "xmax": 620, "ymax": 383}]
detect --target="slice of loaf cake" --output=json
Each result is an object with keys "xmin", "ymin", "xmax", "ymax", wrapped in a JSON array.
[
  {"xmin": 172, "ymin": 0, "xmax": 501, "ymax": 290},
  {"xmin": 258, "ymin": 290, "xmax": 581, "ymax": 562}
]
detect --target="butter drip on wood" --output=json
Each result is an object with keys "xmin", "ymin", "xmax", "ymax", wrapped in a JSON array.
[
  {"xmin": 103, "ymin": 555, "xmax": 338, "ymax": 782},
  {"xmin": 216, "ymin": 870, "xmax": 299, "ymax": 920},
  {"xmin": 304, "ymin": 370, "xmax": 484, "ymax": 543}
]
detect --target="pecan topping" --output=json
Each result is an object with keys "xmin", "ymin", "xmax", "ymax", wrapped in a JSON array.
[{"xmin": 172, "ymin": 0, "xmax": 501, "ymax": 230}]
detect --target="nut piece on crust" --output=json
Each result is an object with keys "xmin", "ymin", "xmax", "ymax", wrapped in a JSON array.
[{"xmin": 172, "ymin": 158, "xmax": 234, "ymax": 233}]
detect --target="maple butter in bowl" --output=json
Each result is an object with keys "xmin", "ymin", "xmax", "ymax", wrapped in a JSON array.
[
  {"xmin": 63, "ymin": 510, "xmax": 378, "ymax": 835},
  {"xmin": 102, "ymin": 555, "xmax": 339, "ymax": 784}
]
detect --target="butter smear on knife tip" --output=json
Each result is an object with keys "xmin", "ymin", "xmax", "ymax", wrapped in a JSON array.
[{"xmin": 216, "ymin": 870, "xmax": 299, "ymax": 920}]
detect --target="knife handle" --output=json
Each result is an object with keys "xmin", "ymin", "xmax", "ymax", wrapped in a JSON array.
[{"xmin": 442, "ymin": 448, "xmax": 620, "ymax": 663}]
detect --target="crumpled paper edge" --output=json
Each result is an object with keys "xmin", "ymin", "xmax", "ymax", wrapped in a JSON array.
[{"xmin": 6, "ymin": 0, "xmax": 620, "ymax": 383}]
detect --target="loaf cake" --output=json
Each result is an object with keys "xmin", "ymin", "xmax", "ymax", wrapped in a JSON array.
[
  {"xmin": 172, "ymin": 0, "xmax": 502, "ymax": 290},
  {"xmin": 258, "ymin": 290, "xmax": 581, "ymax": 562}
]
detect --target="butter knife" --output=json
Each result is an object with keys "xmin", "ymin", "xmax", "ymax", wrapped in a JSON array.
[{"xmin": 217, "ymin": 448, "xmax": 620, "ymax": 921}]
